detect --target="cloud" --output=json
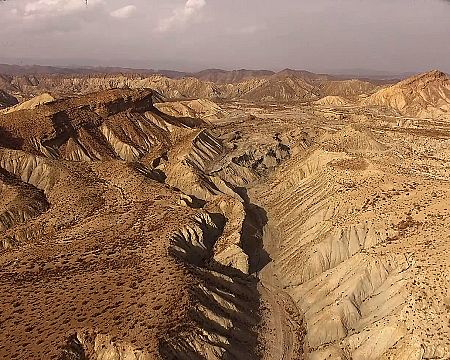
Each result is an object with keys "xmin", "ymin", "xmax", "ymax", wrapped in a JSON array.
[
  {"xmin": 0, "ymin": 0, "xmax": 105, "ymax": 34},
  {"xmin": 157, "ymin": 0, "xmax": 206, "ymax": 32},
  {"xmin": 21, "ymin": 0, "xmax": 99, "ymax": 19},
  {"xmin": 110, "ymin": 5, "xmax": 136, "ymax": 19}
]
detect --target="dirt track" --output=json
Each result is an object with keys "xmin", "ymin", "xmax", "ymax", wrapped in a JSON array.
[{"xmin": 258, "ymin": 223, "xmax": 304, "ymax": 360}]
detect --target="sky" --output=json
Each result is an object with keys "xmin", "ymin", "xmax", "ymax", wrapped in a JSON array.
[{"xmin": 0, "ymin": 0, "xmax": 449, "ymax": 74}]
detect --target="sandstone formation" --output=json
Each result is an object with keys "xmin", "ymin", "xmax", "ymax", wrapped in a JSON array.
[{"xmin": 0, "ymin": 89, "xmax": 261, "ymax": 359}]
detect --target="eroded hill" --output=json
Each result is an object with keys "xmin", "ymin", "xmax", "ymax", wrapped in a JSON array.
[
  {"xmin": 1, "ymin": 70, "xmax": 450, "ymax": 360},
  {"xmin": 362, "ymin": 70, "xmax": 450, "ymax": 118},
  {"xmin": 0, "ymin": 89, "xmax": 266, "ymax": 359},
  {"xmin": 0, "ymin": 69, "xmax": 390, "ymax": 104}
]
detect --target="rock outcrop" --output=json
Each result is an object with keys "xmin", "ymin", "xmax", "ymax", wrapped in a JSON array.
[{"xmin": 0, "ymin": 89, "xmax": 18, "ymax": 109}]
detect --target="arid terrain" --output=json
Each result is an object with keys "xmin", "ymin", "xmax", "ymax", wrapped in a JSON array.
[{"xmin": 0, "ymin": 67, "xmax": 450, "ymax": 360}]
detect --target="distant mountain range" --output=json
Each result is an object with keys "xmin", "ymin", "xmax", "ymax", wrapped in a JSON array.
[
  {"xmin": 1, "ymin": 64, "xmax": 448, "ymax": 119},
  {"xmin": 0, "ymin": 64, "xmax": 403, "ymax": 84}
]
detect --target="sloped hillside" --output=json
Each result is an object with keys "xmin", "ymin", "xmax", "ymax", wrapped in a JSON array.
[
  {"xmin": 194, "ymin": 69, "xmax": 275, "ymax": 83},
  {"xmin": 314, "ymin": 95, "xmax": 349, "ymax": 107},
  {"xmin": 0, "ymin": 90, "xmax": 18, "ymax": 109},
  {"xmin": 252, "ymin": 125, "xmax": 450, "ymax": 359},
  {"xmin": 1, "ymin": 93, "xmax": 55, "ymax": 114},
  {"xmin": 240, "ymin": 76, "xmax": 320, "ymax": 102},
  {"xmin": 0, "ymin": 89, "xmax": 207, "ymax": 160},
  {"xmin": 155, "ymin": 98, "xmax": 226, "ymax": 122},
  {"xmin": 317, "ymin": 79, "xmax": 379, "ymax": 98},
  {"xmin": 362, "ymin": 70, "xmax": 450, "ymax": 118}
]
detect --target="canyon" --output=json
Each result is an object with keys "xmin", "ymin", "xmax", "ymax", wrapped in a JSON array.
[{"xmin": 0, "ymin": 68, "xmax": 449, "ymax": 359}]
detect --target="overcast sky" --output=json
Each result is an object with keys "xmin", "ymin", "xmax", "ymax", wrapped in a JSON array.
[{"xmin": 0, "ymin": 0, "xmax": 449, "ymax": 73}]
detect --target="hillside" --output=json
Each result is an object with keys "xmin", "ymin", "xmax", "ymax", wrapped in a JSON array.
[
  {"xmin": 238, "ymin": 76, "xmax": 320, "ymax": 102},
  {"xmin": 0, "ymin": 90, "xmax": 18, "ymax": 109},
  {"xmin": 362, "ymin": 70, "xmax": 450, "ymax": 118},
  {"xmin": 316, "ymin": 79, "xmax": 379, "ymax": 98},
  {"xmin": 194, "ymin": 69, "xmax": 275, "ymax": 83}
]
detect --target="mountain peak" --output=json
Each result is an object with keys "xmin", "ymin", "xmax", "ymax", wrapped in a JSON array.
[{"xmin": 402, "ymin": 69, "xmax": 448, "ymax": 85}]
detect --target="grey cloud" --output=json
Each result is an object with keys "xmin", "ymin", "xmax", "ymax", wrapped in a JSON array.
[{"xmin": 0, "ymin": 0, "xmax": 449, "ymax": 73}]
